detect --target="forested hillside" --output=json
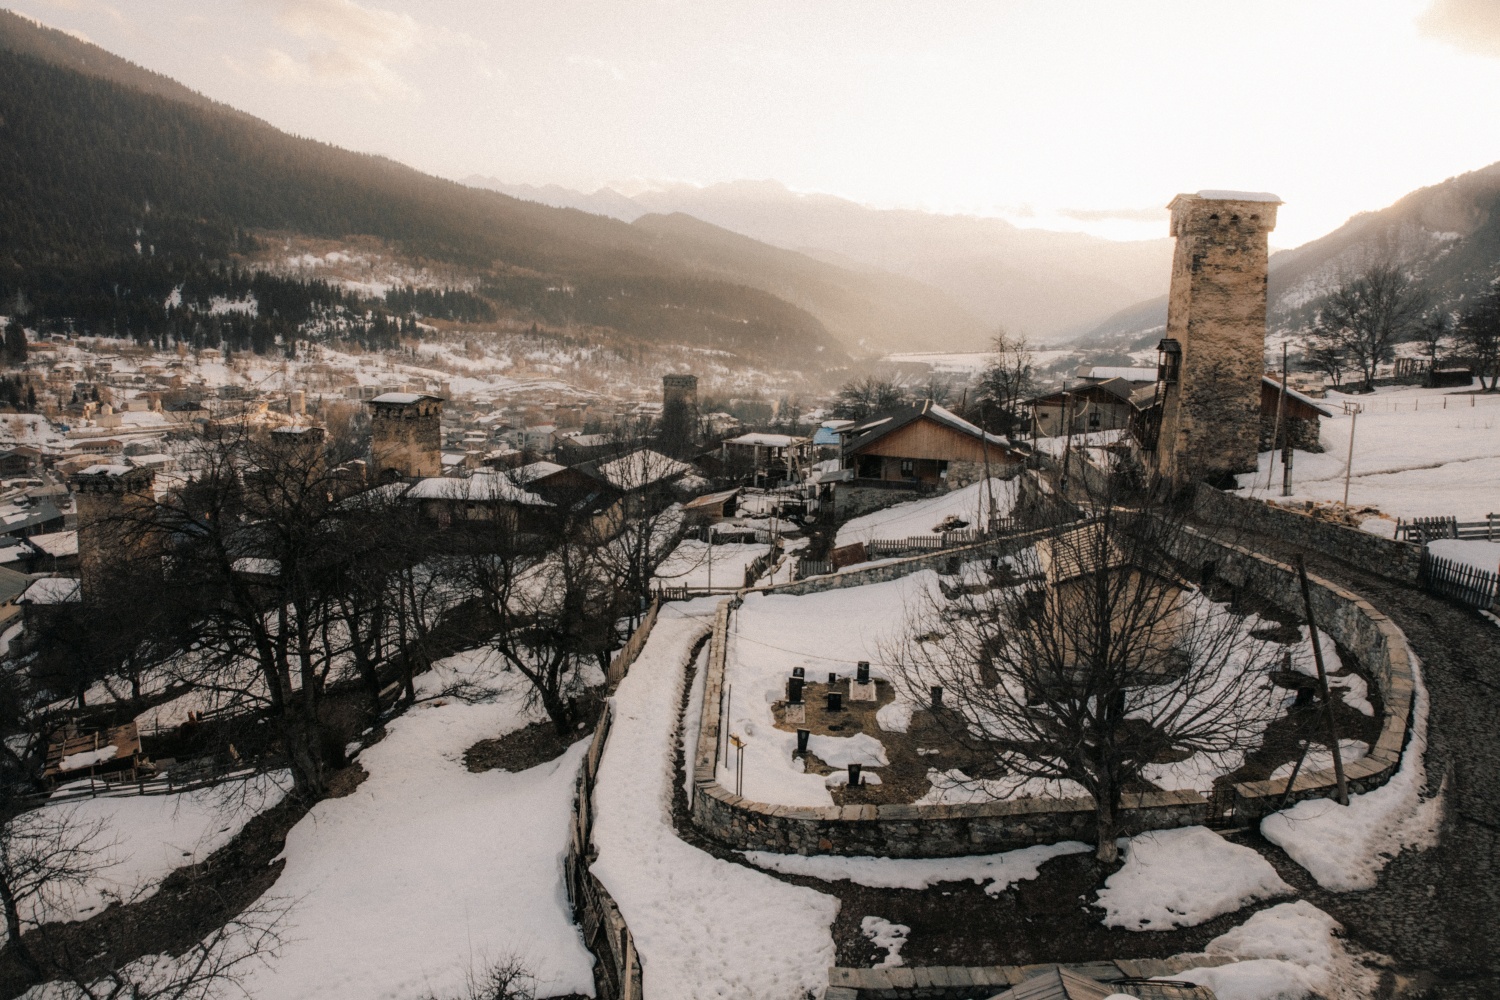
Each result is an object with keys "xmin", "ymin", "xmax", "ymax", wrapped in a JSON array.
[{"xmin": 0, "ymin": 12, "xmax": 854, "ymax": 365}]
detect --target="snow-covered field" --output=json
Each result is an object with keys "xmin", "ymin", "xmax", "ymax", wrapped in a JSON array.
[
  {"xmin": 1237, "ymin": 384, "xmax": 1500, "ymax": 522},
  {"xmin": 238, "ymin": 648, "xmax": 596, "ymax": 1000},
  {"xmin": 1096, "ymin": 826, "xmax": 1291, "ymax": 931},
  {"xmin": 8, "ymin": 775, "xmax": 287, "ymax": 940},
  {"xmin": 834, "ymin": 477, "xmax": 1017, "ymax": 547},
  {"xmin": 590, "ymin": 606, "xmax": 839, "ymax": 999},
  {"xmin": 653, "ymin": 540, "xmax": 769, "ymax": 591}
]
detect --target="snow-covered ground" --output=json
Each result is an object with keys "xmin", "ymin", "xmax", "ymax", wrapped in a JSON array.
[
  {"xmin": 1178, "ymin": 900, "xmax": 1380, "ymax": 1000},
  {"xmin": 1236, "ymin": 384, "xmax": 1500, "ymax": 522},
  {"xmin": 1262, "ymin": 649, "xmax": 1441, "ymax": 892},
  {"xmin": 8, "ymin": 775, "xmax": 287, "ymax": 940},
  {"xmin": 1096, "ymin": 826, "xmax": 1291, "ymax": 931},
  {"xmin": 1428, "ymin": 538, "xmax": 1500, "ymax": 574},
  {"xmin": 721, "ymin": 574, "xmax": 927, "ymax": 807},
  {"xmin": 590, "ymin": 606, "xmax": 839, "ymax": 1000},
  {"xmin": 238, "ymin": 648, "xmax": 596, "ymax": 1000},
  {"xmin": 743, "ymin": 840, "xmax": 1089, "ymax": 892},
  {"xmin": 653, "ymin": 540, "xmax": 769, "ymax": 591},
  {"xmin": 834, "ymin": 477, "xmax": 1017, "ymax": 547}
]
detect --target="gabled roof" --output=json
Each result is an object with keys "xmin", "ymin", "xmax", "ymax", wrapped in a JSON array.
[
  {"xmin": 595, "ymin": 449, "xmax": 691, "ymax": 491},
  {"xmin": 1261, "ymin": 376, "xmax": 1334, "ymax": 417},
  {"xmin": 843, "ymin": 400, "xmax": 1012, "ymax": 454},
  {"xmin": 987, "ymin": 967, "xmax": 1114, "ymax": 1000},
  {"xmin": 404, "ymin": 471, "xmax": 552, "ymax": 506}
]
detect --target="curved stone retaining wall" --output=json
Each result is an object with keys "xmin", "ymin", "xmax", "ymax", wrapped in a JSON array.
[{"xmin": 688, "ymin": 523, "xmax": 1417, "ymax": 855}]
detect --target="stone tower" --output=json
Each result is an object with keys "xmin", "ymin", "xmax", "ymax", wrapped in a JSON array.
[
  {"xmin": 369, "ymin": 392, "xmax": 443, "ymax": 481},
  {"xmin": 1155, "ymin": 191, "xmax": 1279, "ymax": 488},
  {"xmin": 73, "ymin": 464, "xmax": 157, "ymax": 597},
  {"xmin": 659, "ymin": 373, "xmax": 699, "ymax": 456}
]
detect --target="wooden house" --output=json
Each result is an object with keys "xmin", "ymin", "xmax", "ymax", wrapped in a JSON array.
[
  {"xmin": 44, "ymin": 722, "xmax": 153, "ymax": 785},
  {"xmin": 840, "ymin": 401, "xmax": 1023, "ymax": 487}
]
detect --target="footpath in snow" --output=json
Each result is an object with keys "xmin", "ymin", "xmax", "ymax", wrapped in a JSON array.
[
  {"xmin": 239, "ymin": 648, "xmax": 595, "ymax": 1000},
  {"xmin": 589, "ymin": 606, "xmax": 839, "ymax": 1000}
]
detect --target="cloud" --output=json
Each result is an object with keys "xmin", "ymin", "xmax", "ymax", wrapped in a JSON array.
[
  {"xmin": 1417, "ymin": 0, "xmax": 1500, "ymax": 58},
  {"xmin": 249, "ymin": 0, "xmax": 424, "ymax": 97}
]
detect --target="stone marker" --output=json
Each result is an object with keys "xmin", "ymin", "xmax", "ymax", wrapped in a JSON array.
[
  {"xmin": 848, "ymin": 762, "xmax": 863, "ymax": 786},
  {"xmin": 850, "ymin": 660, "xmax": 877, "ymax": 703},
  {"xmin": 931, "ymin": 685, "xmax": 943, "ymax": 709},
  {"xmin": 796, "ymin": 728, "xmax": 810, "ymax": 756},
  {"xmin": 788, "ymin": 676, "xmax": 804, "ymax": 704},
  {"xmin": 827, "ymin": 691, "xmax": 843, "ymax": 712}
]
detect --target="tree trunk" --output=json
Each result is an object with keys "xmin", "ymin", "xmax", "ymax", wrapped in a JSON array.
[
  {"xmin": 0, "ymin": 876, "xmax": 39, "ymax": 975},
  {"xmin": 1094, "ymin": 786, "xmax": 1119, "ymax": 864}
]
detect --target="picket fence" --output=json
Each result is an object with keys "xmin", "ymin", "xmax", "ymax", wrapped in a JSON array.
[{"xmin": 1420, "ymin": 550, "xmax": 1500, "ymax": 610}]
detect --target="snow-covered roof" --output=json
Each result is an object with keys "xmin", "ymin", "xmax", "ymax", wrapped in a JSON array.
[
  {"xmin": 723, "ymin": 433, "xmax": 808, "ymax": 448},
  {"xmin": 513, "ymin": 460, "xmax": 566, "ymax": 483},
  {"xmin": 405, "ymin": 472, "xmax": 552, "ymax": 505},
  {"xmin": 232, "ymin": 557, "xmax": 281, "ymax": 577},
  {"xmin": 19, "ymin": 576, "xmax": 79, "ymax": 605},
  {"xmin": 371, "ymin": 392, "xmax": 442, "ymax": 405},
  {"xmin": 78, "ymin": 464, "xmax": 136, "ymax": 477},
  {"xmin": 1194, "ymin": 190, "xmax": 1282, "ymax": 203},
  {"xmin": 596, "ymin": 449, "xmax": 691, "ymax": 491},
  {"xmin": 29, "ymin": 530, "xmax": 77, "ymax": 559}
]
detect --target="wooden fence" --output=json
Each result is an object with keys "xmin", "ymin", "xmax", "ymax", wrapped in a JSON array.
[
  {"xmin": 563, "ymin": 599, "xmax": 662, "ymax": 999},
  {"xmin": 847, "ymin": 520, "xmax": 1020, "ymax": 564},
  {"xmin": 23, "ymin": 762, "xmax": 275, "ymax": 809},
  {"xmin": 1397, "ymin": 514, "xmax": 1500, "ymax": 542},
  {"xmin": 1420, "ymin": 550, "xmax": 1500, "ymax": 610}
]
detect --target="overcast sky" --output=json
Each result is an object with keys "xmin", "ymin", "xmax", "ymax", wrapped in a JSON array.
[{"xmin": 9, "ymin": 0, "xmax": 1500, "ymax": 246}]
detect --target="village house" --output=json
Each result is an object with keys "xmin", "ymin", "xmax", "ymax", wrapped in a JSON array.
[
  {"xmin": 1029, "ymin": 378, "xmax": 1153, "ymax": 438},
  {"xmin": 719, "ymin": 432, "xmax": 811, "ymax": 487},
  {"xmin": 840, "ymin": 400, "xmax": 1023, "ymax": 488}
]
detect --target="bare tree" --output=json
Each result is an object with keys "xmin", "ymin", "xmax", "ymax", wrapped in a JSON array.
[
  {"xmin": 0, "ymin": 807, "xmax": 116, "ymax": 975},
  {"xmin": 889, "ymin": 496, "xmax": 1281, "ymax": 862},
  {"xmin": 1301, "ymin": 327, "xmax": 1348, "ymax": 388},
  {"xmin": 1457, "ymin": 288, "xmax": 1500, "ymax": 391},
  {"xmin": 421, "ymin": 955, "xmax": 538, "ymax": 1000},
  {"xmin": 832, "ymin": 376, "xmax": 907, "ymax": 421},
  {"xmin": 978, "ymin": 331, "xmax": 1037, "ymax": 435},
  {"xmin": 1415, "ymin": 312, "xmax": 1450, "ymax": 386},
  {"xmin": 1312, "ymin": 263, "xmax": 1429, "ymax": 390}
]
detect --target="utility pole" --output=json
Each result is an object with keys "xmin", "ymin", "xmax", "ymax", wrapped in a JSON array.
[
  {"xmin": 1266, "ymin": 342, "xmax": 1288, "ymax": 493},
  {"xmin": 1060, "ymin": 387, "xmax": 1075, "ymax": 492},
  {"xmin": 1342, "ymin": 406, "xmax": 1360, "ymax": 508},
  {"xmin": 978, "ymin": 400, "xmax": 996, "ymax": 531}
]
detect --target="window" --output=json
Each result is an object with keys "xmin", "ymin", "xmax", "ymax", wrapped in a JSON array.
[{"xmin": 900, "ymin": 459, "xmax": 915, "ymax": 478}]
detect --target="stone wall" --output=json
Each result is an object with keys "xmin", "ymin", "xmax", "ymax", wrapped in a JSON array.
[
  {"xmin": 689, "ymin": 517, "xmax": 1418, "ymax": 853},
  {"xmin": 1258, "ymin": 413, "xmax": 1323, "ymax": 453},
  {"xmin": 832, "ymin": 482, "xmax": 938, "ymax": 522},
  {"xmin": 1160, "ymin": 525, "xmax": 1416, "ymax": 820},
  {"xmin": 768, "ymin": 527, "xmax": 1052, "ymax": 598},
  {"xmin": 1192, "ymin": 483, "xmax": 1424, "ymax": 585}
]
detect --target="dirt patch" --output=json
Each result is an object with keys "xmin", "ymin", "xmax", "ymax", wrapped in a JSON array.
[
  {"xmin": 465, "ymin": 693, "xmax": 603, "ymax": 773},
  {"xmin": 0, "ymin": 763, "xmax": 364, "ymax": 1000}
]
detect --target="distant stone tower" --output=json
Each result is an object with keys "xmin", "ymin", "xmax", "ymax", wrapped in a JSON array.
[
  {"xmin": 659, "ymin": 374, "xmax": 700, "ymax": 457},
  {"xmin": 369, "ymin": 392, "xmax": 443, "ymax": 481},
  {"xmin": 1155, "ymin": 191, "xmax": 1280, "ymax": 488},
  {"xmin": 73, "ymin": 464, "xmax": 157, "ymax": 597}
]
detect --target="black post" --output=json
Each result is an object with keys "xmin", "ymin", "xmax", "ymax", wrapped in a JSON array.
[
  {"xmin": 848, "ymin": 762, "xmax": 862, "ymax": 787},
  {"xmin": 1295, "ymin": 554, "xmax": 1348, "ymax": 806},
  {"xmin": 796, "ymin": 729, "xmax": 810, "ymax": 756},
  {"xmin": 828, "ymin": 672, "xmax": 837, "ymax": 685},
  {"xmin": 826, "ymin": 691, "xmax": 843, "ymax": 712},
  {"xmin": 931, "ymin": 685, "xmax": 943, "ymax": 709},
  {"xmin": 856, "ymin": 660, "xmax": 870, "ymax": 684},
  {"xmin": 787, "ymin": 677, "xmax": 804, "ymax": 705}
]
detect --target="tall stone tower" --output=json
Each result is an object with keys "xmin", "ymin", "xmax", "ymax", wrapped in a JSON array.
[
  {"xmin": 659, "ymin": 373, "xmax": 699, "ymax": 457},
  {"xmin": 73, "ymin": 464, "xmax": 157, "ymax": 597},
  {"xmin": 369, "ymin": 392, "xmax": 443, "ymax": 481},
  {"xmin": 1155, "ymin": 191, "xmax": 1279, "ymax": 488}
]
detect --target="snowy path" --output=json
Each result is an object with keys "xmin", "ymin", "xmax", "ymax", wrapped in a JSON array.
[
  {"xmin": 240, "ymin": 649, "xmax": 595, "ymax": 1000},
  {"xmin": 590, "ymin": 606, "xmax": 839, "ymax": 1000}
]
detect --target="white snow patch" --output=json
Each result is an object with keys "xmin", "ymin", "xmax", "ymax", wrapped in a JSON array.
[
  {"xmin": 1174, "ymin": 900, "xmax": 1379, "ymax": 1000},
  {"xmin": 743, "ymin": 840, "xmax": 1090, "ymax": 893},
  {"xmin": 861, "ymin": 916, "xmax": 910, "ymax": 968},
  {"xmin": 835, "ymin": 478, "xmax": 1016, "ymax": 547},
  {"xmin": 1097, "ymin": 827, "xmax": 1292, "ymax": 931},
  {"xmin": 237, "ymin": 647, "xmax": 596, "ymax": 1000}
]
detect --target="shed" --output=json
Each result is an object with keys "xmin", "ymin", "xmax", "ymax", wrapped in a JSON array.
[{"xmin": 986, "ymin": 967, "xmax": 1215, "ymax": 1000}]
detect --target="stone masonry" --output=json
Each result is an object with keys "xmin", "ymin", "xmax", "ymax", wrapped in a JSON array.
[
  {"xmin": 1157, "ymin": 192, "xmax": 1279, "ymax": 488},
  {"xmin": 73, "ymin": 464, "xmax": 157, "ymax": 598},
  {"xmin": 368, "ymin": 392, "xmax": 443, "ymax": 481}
]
